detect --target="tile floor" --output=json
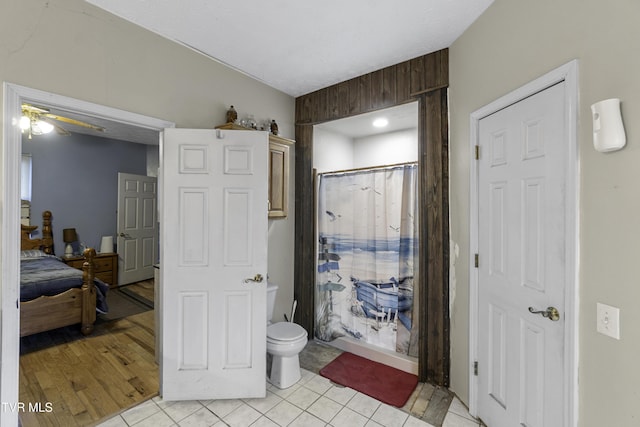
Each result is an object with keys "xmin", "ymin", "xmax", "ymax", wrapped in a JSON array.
[{"xmin": 97, "ymin": 368, "xmax": 480, "ymax": 427}]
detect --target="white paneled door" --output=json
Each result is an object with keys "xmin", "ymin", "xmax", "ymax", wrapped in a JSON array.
[
  {"xmin": 117, "ymin": 173, "xmax": 158, "ymax": 285},
  {"xmin": 161, "ymin": 128, "xmax": 268, "ymax": 400},
  {"xmin": 477, "ymin": 82, "xmax": 566, "ymax": 427}
]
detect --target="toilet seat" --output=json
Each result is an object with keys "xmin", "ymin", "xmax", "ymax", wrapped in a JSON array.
[{"xmin": 267, "ymin": 322, "xmax": 306, "ymax": 342}]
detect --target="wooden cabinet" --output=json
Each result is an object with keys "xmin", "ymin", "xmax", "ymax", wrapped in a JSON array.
[
  {"xmin": 215, "ymin": 123, "xmax": 294, "ymax": 218},
  {"xmin": 63, "ymin": 252, "xmax": 118, "ymax": 288}
]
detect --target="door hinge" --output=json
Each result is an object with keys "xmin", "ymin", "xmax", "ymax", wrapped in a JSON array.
[
  {"xmin": 475, "ymin": 145, "xmax": 480, "ymax": 160},
  {"xmin": 474, "ymin": 361, "xmax": 478, "ymax": 376},
  {"xmin": 474, "ymin": 253, "xmax": 479, "ymax": 268}
]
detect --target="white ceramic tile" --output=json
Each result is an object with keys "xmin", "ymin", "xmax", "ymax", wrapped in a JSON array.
[
  {"xmin": 288, "ymin": 385, "xmax": 322, "ymax": 410},
  {"xmin": 442, "ymin": 411, "xmax": 480, "ymax": 427},
  {"xmin": 324, "ymin": 385, "xmax": 357, "ymax": 405},
  {"xmin": 371, "ymin": 404, "xmax": 408, "ymax": 427},
  {"xmin": 130, "ymin": 409, "xmax": 176, "ymax": 427},
  {"xmin": 304, "ymin": 375, "xmax": 333, "ymax": 394},
  {"xmin": 268, "ymin": 382, "xmax": 301, "ymax": 399},
  {"xmin": 265, "ymin": 400, "xmax": 303, "ymax": 426},
  {"xmin": 330, "ymin": 406, "xmax": 369, "ymax": 427},
  {"xmin": 403, "ymin": 415, "xmax": 436, "ymax": 427},
  {"xmin": 346, "ymin": 392, "xmax": 381, "ymax": 418},
  {"xmin": 251, "ymin": 416, "xmax": 280, "ymax": 427},
  {"xmin": 223, "ymin": 402, "xmax": 262, "ymax": 427},
  {"xmin": 121, "ymin": 399, "xmax": 162, "ymax": 425},
  {"xmin": 154, "ymin": 396, "xmax": 178, "ymax": 410},
  {"xmin": 297, "ymin": 368, "xmax": 316, "ymax": 385},
  {"xmin": 364, "ymin": 420, "xmax": 384, "ymax": 427},
  {"xmin": 289, "ymin": 411, "xmax": 327, "ymax": 427},
  {"xmin": 206, "ymin": 399, "xmax": 243, "ymax": 418},
  {"xmin": 447, "ymin": 397, "xmax": 476, "ymax": 422},
  {"xmin": 96, "ymin": 415, "xmax": 128, "ymax": 427},
  {"xmin": 177, "ymin": 407, "xmax": 221, "ymax": 426},
  {"xmin": 164, "ymin": 400, "xmax": 206, "ymax": 422},
  {"xmin": 307, "ymin": 395, "xmax": 343, "ymax": 423},
  {"xmin": 244, "ymin": 391, "xmax": 284, "ymax": 413}
]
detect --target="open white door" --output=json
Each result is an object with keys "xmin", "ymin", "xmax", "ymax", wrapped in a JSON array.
[
  {"xmin": 161, "ymin": 128, "xmax": 268, "ymax": 400},
  {"xmin": 117, "ymin": 172, "xmax": 158, "ymax": 285}
]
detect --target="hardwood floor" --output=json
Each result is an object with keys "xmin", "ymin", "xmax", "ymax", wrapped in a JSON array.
[
  {"xmin": 19, "ymin": 310, "xmax": 157, "ymax": 426},
  {"xmin": 118, "ymin": 279, "xmax": 154, "ymax": 305}
]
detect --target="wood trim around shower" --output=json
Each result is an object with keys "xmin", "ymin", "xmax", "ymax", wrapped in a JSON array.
[{"xmin": 294, "ymin": 48, "xmax": 450, "ymax": 386}]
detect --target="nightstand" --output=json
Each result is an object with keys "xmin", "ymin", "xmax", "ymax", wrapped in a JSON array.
[{"xmin": 62, "ymin": 252, "xmax": 118, "ymax": 288}]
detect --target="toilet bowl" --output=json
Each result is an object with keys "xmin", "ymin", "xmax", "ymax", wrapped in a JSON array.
[{"xmin": 267, "ymin": 283, "xmax": 308, "ymax": 389}]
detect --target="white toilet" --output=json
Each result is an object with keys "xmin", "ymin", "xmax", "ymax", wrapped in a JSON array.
[{"xmin": 267, "ymin": 282, "xmax": 308, "ymax": 389}]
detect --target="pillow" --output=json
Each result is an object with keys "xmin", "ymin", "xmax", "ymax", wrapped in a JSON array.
[{"xmin": 20, "ymin": 250, "xmax": 47, "ymax": 261}]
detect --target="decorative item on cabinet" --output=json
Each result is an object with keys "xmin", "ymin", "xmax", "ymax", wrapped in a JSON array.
[
  {"xmin": 226, "ymin": 105, "xmax": 238, "ymax": 124},
  {"xmin": 215, "ymin": 122, "xmax": 294, "ymax": 218},
  {"xmin": 270, "ymin": 119, "xmax": 279, "ymax": 136}
]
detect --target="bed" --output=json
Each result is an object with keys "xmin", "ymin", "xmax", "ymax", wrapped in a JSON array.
[{"xmin": 20, "ymin": 210, "xmax": 109, "ymax": 337}]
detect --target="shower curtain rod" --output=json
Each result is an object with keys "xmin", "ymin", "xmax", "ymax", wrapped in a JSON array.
[{"xmin": 317, "ymin": 161, "xmax": 417, "ymax": 178}]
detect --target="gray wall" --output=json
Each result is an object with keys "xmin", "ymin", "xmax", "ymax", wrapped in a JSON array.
[
  {"xmin": 22, "ymin": 133, "xmax": 149, "ymax": 256},
  {"xmin": 449, "ymin": 0, "xmax": 640, "ymax": 425}
]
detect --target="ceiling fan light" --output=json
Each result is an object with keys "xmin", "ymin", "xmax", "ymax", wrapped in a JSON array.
[
  {"xmin": 31, "ymin": 120, "xmax": 54, "ymax": 135},
  {"xmin": 19, "ymin": 115, "xmax": 31, "ymax": 131}
]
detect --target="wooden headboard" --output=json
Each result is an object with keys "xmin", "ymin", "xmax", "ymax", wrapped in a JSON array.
[{"xmin": 20, "ymin": 210, "xmax": 54, "ymax": 254}]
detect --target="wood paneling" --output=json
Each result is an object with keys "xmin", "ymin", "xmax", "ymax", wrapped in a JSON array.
[{"xmin": 294, "ymin": 49, "xmax": 450, "ymax": 385}]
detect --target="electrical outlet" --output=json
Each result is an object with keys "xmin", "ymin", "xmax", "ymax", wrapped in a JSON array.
[{"xmin": 596, "ymin": 303, "xmax": 620, "ymax": 340}]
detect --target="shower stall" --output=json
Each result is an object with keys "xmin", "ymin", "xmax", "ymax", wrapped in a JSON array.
[{"xmin": 315, "ymin": 163, "xmax": 419, "ymax": 372}]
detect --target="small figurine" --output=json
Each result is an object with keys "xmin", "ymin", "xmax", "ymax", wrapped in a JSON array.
[
  {"xmin": 270, "ymin": 119, "xmax": 279, "ymax": 135},
  {"xmin": 226, "ymin": 105, "xmax": 238, "ymax": 123}
]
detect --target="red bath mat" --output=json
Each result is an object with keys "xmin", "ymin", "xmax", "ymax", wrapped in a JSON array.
[{"xmin": 319, "ymin": 352, "xmax": 418, "ymax": 407}]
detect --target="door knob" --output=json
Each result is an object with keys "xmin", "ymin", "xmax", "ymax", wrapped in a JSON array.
[
  {"xmin": 119, "ymin": 232, "xmax": 132, "ymax": 239},
  {"xmin": 528, "ymin": 306, "xmax": 560, "ymax": 321},
  {"xmin": 244, "ymin": 274, "xmax": 264, "ymax": 284}
]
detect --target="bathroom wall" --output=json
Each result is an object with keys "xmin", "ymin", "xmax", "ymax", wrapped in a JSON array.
[
  {"xmin": 314, "ymin": 127, "xmax": 418, "ymax": 172},
  {"xmin": 449, "ymin": 0, "xmax": 640, "ymax": 424},
  {"xmin": 313, "ymin": 127, "xmax": 355, "ymax": 173},
  {"xmin": 353, "ymin": 129, "xmax": 418, "ymax": 168}
]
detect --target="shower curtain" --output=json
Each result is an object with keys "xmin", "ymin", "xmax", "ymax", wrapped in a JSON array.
[{"xmin": 315, "ymin": 163, "xmax": 418, "ymax": 356}]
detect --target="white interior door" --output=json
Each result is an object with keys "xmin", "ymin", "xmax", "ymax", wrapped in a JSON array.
[
  {"xmin": 117, "ymin": 173, "xmax": 158, "ymax": 285},
  {"xmin": 161, "ymin": 128, "xmax": 268, "ymax": 400},
  {"xmin": 477, "ymin": 82, "xmax": 566, "ymax": 427}
]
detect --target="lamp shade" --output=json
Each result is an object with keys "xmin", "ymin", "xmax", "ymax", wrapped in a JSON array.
[
  {"xmin": 62, "ymin": 228, "xmax": 77, "ymax": 243},
  {"xmin": 100, "ymin": 235, "xmax": 114, "ymax": 253}
]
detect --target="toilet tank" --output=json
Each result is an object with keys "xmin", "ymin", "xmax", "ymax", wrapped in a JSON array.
[{"xmin": 267, "ymin": 282, "xmax": 278, "ymax": 323}]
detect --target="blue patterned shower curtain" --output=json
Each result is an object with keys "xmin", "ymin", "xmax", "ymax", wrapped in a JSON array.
[{"xmin": 315, "ymin": 163, "xmax": 418, "ymax": 355}]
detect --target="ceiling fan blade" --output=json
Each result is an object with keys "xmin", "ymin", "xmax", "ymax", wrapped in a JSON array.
[
  {"xmin": 45, "ymin": 119, "xmax": 72, "ymax": 136},
  {"xmin": 21, "ymin": 104, "xmax": 50, "ymax": 115},
  {"xmin": 42, "ymin": 113, "xmax": 105, "ymax": 132}
]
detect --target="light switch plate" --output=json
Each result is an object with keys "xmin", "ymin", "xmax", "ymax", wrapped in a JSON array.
[{"xmin": 596, "ymin": 303, "xmax": 620, "ymax": 340}]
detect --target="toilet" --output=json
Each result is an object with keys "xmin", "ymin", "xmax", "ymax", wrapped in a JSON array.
[{"xmin": 267, "ymin": 282, "xmax": 308, "ymax": 389}]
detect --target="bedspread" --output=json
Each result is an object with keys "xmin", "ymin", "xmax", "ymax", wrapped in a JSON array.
[{"xmin": 20, "ymin": 254, "xmax": 109, "ymax": 313}]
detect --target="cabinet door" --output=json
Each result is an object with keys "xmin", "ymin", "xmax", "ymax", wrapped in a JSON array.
[{"xmin": 268, "ymin": 139, "xmax": 290, "ymax": 218}]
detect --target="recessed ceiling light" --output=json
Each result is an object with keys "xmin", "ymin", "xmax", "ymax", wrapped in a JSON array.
[{"xmin": 373, "ymin": 118, "xmax": 388, "ymax": 128}]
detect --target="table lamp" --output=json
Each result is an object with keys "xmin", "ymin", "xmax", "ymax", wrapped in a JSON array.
[{"xmin": 62, "ymin": 228, "xmax": 77, "ymax": 257}]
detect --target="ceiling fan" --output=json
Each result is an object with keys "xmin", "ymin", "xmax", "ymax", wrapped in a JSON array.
[{"xmin": 20, "ymin": 103, "xmax": 106, "ymax": 139}]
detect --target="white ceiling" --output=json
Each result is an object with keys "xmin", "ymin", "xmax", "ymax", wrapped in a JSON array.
[
  {"xmin": 35, "ymin": 1, "xmax": 494, "ymax": 143},
  {"xmin": 85, "ymin": 0, "xmax": 493, "ymax": 97},
  {"xmin": 317, "ymin": 101, "xmax": 419, "ymax": 139}
]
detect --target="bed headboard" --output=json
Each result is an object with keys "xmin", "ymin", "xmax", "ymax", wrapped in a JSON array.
[{"xmin": 20, "ymin": 210, "xmax": 54, "ymax": 254}]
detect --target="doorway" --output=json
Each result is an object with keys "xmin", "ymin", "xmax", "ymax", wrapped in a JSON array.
[
  {"xmin": 1, "ymin": 82, "xmax": 174, "ymax": 426},
  {"xmin": 468, "ymin": 60, "xmax": 579, "ymax": 427},
  {"xmin": 312, "ymin": 103, "xmax": 420, "ymax": 373}
]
